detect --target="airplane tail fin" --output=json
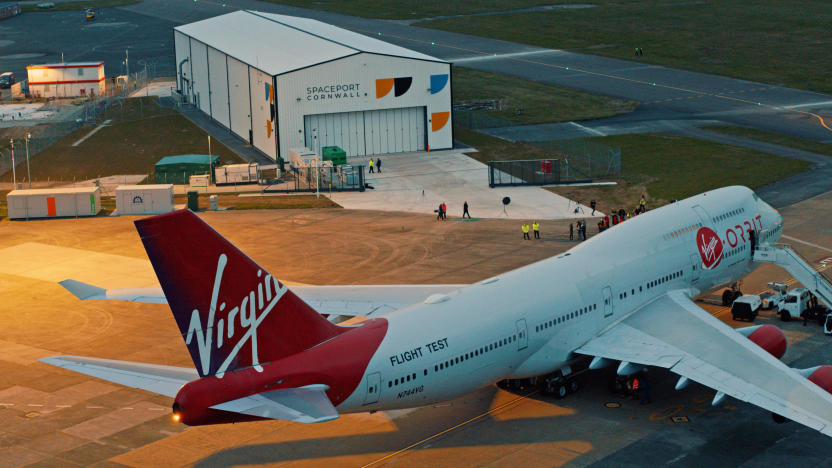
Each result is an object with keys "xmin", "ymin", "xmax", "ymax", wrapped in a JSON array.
[{"xmin": 134, "ymin": 210, "xmax": 344, "ymax": 377}]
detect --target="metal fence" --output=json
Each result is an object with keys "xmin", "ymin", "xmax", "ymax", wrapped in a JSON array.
[
  {"xmin": 488, "ymin": 159, "xmax": 563, "ymax": 187},
  {"xmin": 530, "ymin": 139, "xmax": 622, "ymax": 180},
  {"xmin": 264, "ymin": 165, "xmax": 365, "ymax": 193},
  {"xmin": 452, "ymin": 109, "xmax": 514, "ymax": 130}
]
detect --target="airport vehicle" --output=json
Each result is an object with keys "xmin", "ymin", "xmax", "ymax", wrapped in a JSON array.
[
  {"xmin": 761, "ymin": 282, "xmax": 789, "ymax": 309},
  {"xmin": 779, "ymin": 287, "xmax": 812, "ymax": 321},
  {"xmin": 0, "ymin": 72, "xmax": 14, "ymax": 89},
  {"xmin": 85, "ymin": 8, "xmax": 96, "ymax": 21},
  {"xmin": 825, "ymin": 314, "xmax": 832, "ymax": 336},
  {"xmin": 43, "ymin": 186, "xmax": 832, "ymax": 437},
  {"xmin": 731, "ymin": 295, "xmax": 761, "ymax": 321}
]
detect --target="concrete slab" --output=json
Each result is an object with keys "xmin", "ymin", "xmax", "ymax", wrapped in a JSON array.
[
  {"xmin": 129, "ymin": 80, "xmax": 175, "ymax": 98},
  {"xmin": 0, "ymin": 242, "xmax": 158, "ymax": 288},
  {"xmin": 62, "ymin": 401, "xmax": 168, "ymax": 441},
  {"xmin": 332, "ymin": 151, "xmax": 596, "ymax": 219}
]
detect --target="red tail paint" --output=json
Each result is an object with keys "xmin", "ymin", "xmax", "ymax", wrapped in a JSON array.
[{"xmin": 135, "ymin": 210, "xmax": 346, "ymax": 377}]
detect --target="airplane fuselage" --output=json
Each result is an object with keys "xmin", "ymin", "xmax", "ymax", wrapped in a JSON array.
[{"xmin": 338, "ymin": 186, "xmax": 783, "ymax": 412}]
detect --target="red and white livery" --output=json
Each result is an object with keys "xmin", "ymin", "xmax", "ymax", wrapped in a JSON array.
[{"xmin": 45, "ymin": 186, "xmax": 832, "ymax": 436}]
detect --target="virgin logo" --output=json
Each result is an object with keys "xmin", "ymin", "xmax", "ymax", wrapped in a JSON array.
[
  {"xmin": 696, "ymin": 227, "xmax": 723, "ymax": 270},
  {"xmin": 185, "ymin": 254, "xmax": 284, "ymax": 377}
]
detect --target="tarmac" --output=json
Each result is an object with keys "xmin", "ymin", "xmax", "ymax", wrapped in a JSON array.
[
  {"xmin": 332, "ymin": 150, "xmax": 597, "ymax": 219},
  {"xmin": 1, "ymin": 190, "xmax": 832, "ymax": 467}
]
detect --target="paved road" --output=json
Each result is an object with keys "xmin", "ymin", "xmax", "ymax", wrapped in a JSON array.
[{"xmin": 4, "ymin": 1, "xmax": 830, "ymax": 144}]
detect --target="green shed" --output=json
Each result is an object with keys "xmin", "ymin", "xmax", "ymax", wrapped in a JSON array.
[
  {"xmin": 321, "ymin": 146, "xmax": 347, "ymax": 166},
  {"xmin": 155, "ymin": 154, "xmax": 219, "ymax": 185}
]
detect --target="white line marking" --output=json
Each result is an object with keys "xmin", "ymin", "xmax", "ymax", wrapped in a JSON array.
[
  {"xmin": 72, "ymin": 119, "xmax": 111, "ymax": 147},
  {"xmin": 0, "ymin": 403, "xmax": 14, "ymax": 406},
  {"xmin": 784, "ymin": 101, "xmax": 832, "ymax": 110},
  {"xmin": 568, "ymin": 121, "xmax": 607, "ymax": 136},
  {"xmin": 27, "ymin": 404, "xmax": 43, "ymax": 407},
  {"xmin": 122, "ymin": 407, "xmax": 134, "ymax": 410},
  {"xmin": 452, "ymin": 49, "xmax": 560, "ymax": 64},
  {"xmin": 56, "ymin": 405, "xmax": 71, "ymax": 408},
  {"xmin": 781, "ymin": 235, "xmax": 832, "ymax": 254},
  {"xmin": 86, "ymin": 406, "xmax": 104, "ymax": 409}
]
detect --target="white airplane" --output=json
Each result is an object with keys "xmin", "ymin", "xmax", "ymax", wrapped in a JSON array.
[{"xmin": 43, "ymin": 186, "xmax": 832, "ymax": 435}]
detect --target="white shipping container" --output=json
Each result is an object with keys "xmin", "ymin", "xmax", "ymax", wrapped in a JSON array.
[
  {"xmin": 7, "ymin": 187, "xmax": 101, "ymax": 220},
  {"xmin": 115, "ymin": 185, "xmax": 174, "ymax": 215},
  {"xmin": 288, "ymin": 147, "xmax": 319, "ymax": 169},
  {"xmin": 189, "ymin": 174, "xmax": 210, "ymax": 187},
  {"xmin": 215, "ymin": 163, "xmax": 258, "ymax": 185}
]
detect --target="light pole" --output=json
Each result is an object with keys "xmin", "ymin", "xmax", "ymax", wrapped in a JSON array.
[
  {"xmin": 25, "ymin": 132, "xmax": 31, "ymax": 188},
  {"xmin": 207, "ymin": 135, "xmax": 212, "ymax": 184},
  {"xmin": 9, "ymin": 138, "xmax": 15, "ymax": 188}
]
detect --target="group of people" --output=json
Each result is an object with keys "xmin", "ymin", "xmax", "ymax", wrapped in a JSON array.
[
  {"xmin": 368, "ymin": 158, "xmax": 382, "ymax": 173},
  {"xmin": 569, "ymin": 220, "xmax": 588, "ymax": 241},
  {"xmin": 597, "ymin": 195, "xmax": 649, "ymax": 233},
  {"xmin": 521, "ymin": 222, "xmax": 541, "ymax": 240},
  {"xmin": 436, "ymin": 201, "xmax": 472, "ymax": 220}
]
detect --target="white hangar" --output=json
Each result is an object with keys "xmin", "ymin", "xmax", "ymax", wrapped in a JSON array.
[{"xmin": 173, "ymin": 10, "xmax": 453, "ymax": 162}]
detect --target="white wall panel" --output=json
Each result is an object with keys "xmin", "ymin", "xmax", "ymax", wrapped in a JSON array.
[
  {"xmin": 189, "ymin": 39, "xmax": 210, "ymax": 114},
  {"xmin": 249, "ymin": 67, "xmax": 276, "ymax": 160},
  {"xmin": 207, "ymin": 47, "xmax": 229, "ymax": 128},
  {"xmin": 227, "ymin": 56, "xmax": 251, "ymax": 141},
  {"xmin": 173, "ymin": 31, "xmax": 191, "ymax": 96},
  {"xmin": 276, "ymin": 53, "xmax": 451, "ymax": 159}
]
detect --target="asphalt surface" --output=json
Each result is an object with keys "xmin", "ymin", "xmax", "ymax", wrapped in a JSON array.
[{"xmin": 3, "ymin": 1, "xmax": 831, "ymax": 146}]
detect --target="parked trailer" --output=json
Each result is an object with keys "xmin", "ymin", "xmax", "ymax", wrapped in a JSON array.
[
  {"xmin": 115, "ymin": 185, "xmax": 174, "ymax": 215},
  {"xmin": 288, "ymin": 147, "xmax": 319, "ymax": 169},
  {"xmin": 6, "ymin": 187, "xmax": 101, "ymax": 220},
  {"xmin": 214, "ymin": 163, "xmax": 258, "ymax": 186}
]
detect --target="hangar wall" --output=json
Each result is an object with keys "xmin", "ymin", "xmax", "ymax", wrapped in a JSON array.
[{"xmin": 276, "ymin": 53, "xmax": 451, "ymax": 159}]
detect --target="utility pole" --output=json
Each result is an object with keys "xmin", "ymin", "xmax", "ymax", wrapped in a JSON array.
[
  {"xmin": 207, "ymin": 135, "xmax": 212, "ymax": 184},
  {"xmin": 125, "ymin": 49, "xmax": 129, "ymax": 78},
  {"xmin": 25, "ymin": 132, "xmax": 31, "ymax": 188},
  {"xmin": 9, "ymin": 138, "xmax": 15, "ymax": 188}
]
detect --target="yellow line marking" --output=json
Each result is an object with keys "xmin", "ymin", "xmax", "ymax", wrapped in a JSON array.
[{"xmin": 361, "ymin": 390, "xmax": 538, "ymax": 468}]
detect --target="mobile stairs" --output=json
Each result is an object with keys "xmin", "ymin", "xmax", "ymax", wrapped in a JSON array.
[{"xmin": 753, "ymin": 242, "xmax": 832, "ymax": 310}]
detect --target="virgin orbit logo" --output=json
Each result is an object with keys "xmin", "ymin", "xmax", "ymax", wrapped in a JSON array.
[{"xmin": 696, "ymin": 226, "xmax": 723, "ymax": 269}]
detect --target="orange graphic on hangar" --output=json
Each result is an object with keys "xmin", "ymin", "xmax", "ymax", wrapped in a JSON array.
[
  {"xmin": 431, "ymin": 111, "xmax": 450, "ymax": 132},
  {"xmin": 376, "ymin": 78, "xmax": 394, "ymax": 98}
]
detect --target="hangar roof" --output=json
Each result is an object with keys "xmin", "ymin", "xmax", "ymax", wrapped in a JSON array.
[{"xmin": 174, "ymin": 10, "xmax": 446, "ymax": 76}]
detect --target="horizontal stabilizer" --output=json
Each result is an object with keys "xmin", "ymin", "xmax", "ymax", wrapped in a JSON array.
[
  {"xmin": 40, "ymin": 355, "xmax": 197, "ymax": 398},
  {"xmin": 210, "ymin": 384, "xmax": 337, "ymax": 423},
  {"xmin": 59, "ymin": 279, "xmax": 167, "ymax": 304}
]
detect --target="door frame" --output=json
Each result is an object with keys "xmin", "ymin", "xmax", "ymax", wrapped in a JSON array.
[
  {"xmin": 515, "ymin": 319, "xmax": 528, "ymax": 350},
  {"xmin": 603, "ymin": 286, "xmax": 613, "ymax": 318},
  {"xmin": 363, "ymin": 372, "xmax": 380, "ymax": 405}
]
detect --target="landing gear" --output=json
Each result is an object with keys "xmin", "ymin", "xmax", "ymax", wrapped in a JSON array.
[
  {"xmin": 541, "ymin": 371, "xmax": 580, "ymax": 399},
  {"xmin": 722, "ymin": 283, "xmax": 743, "ymax": 306}
]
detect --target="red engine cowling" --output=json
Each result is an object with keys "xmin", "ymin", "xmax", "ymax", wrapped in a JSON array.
[
  {"xmin": 806, "ymin": 365, "xmax": 832, "ymax": 394},
  {"xmin": 737, "ymin": 324, "xmax": 787, "ymax": 359}
]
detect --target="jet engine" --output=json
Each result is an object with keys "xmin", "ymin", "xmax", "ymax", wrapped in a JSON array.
[
  {"xmin": 800, "ymin": 365, "xmax": 832, "ymax": 395},
  {"xmin": 737, "ymin": 324, "xmax": 787, "ymax": 359}
]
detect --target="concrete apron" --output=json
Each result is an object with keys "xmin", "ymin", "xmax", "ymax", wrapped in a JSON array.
[{"xmin": 329, "ymin": 151, "xmax": 598, "ymax": 219}]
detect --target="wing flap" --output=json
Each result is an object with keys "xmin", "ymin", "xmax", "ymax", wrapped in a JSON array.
[
  {"xmin": 576, "ymin": 290, "xmax": 832, "ymax": 436},
  {"xmin": 210, "ymin": 384, "xmax": 337, "ymax": 423},
  {"xmin": 59, "ymin": 280, "xmax": 167, "ymax": 304},
  {"xmin": 40, "ymin": 355, "xmax": 196, "ymax": 398}
]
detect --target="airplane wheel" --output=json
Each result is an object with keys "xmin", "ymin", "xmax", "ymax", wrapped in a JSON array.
[
  {"xmin": 556, "ymin": 384, "xmax": 568, "ymax": 399},
  {"xmin": 568, "ymin": 379, "xmax": 580, "ymax": 393},
  {"xmin": 722, "ymin": 290, "xmax": 733, "ymax": 306},
  {"xmin": 781, "ymin": 311, "xmax": 791, "ymax": 322}
]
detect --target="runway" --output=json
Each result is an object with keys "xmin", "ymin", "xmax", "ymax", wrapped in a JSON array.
[{"xmin": 2, "ymin": 1, "xmax": 831, "ymax": 145}]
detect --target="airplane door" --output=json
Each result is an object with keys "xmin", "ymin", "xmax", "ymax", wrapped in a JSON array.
[
  {"xmin": 603, "ymin": 286, "xmax": 613, "ymax": 318},
  {"xmin": 363, "ymin": 372, "xmax": 380, "ymax": 405},
  {"xmin": 692, "ymin": 204, "xmax": 710, "ymax": 224},
  {"xmin": 515, "ymin": 319, "xmax": 528, "ymax": 350},
  {"xmin": 689, "ymin": 253, "xmax": 701, "ymax": 282}
]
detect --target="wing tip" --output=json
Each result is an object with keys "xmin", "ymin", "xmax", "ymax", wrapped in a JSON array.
[{"xmin": 59, "ymin": 279, "xmax": 105, "ymax": 300}]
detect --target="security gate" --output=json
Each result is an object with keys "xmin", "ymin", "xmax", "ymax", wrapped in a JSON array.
[{"xmin": 304, "ymin": 106, "xmax": 426, "ymax": 157}]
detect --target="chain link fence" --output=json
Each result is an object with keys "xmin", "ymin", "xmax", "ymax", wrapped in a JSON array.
[
  {"xmin": 452, "ymin": 109, "xmax": 514, "ymax": 130},
  {"xmin": 488, "ymin": 159, "xmax": 561, "ymax": 187},
  {"xmin": 530, "ymin": 139, "xmax": 621, "ymax": 180}
]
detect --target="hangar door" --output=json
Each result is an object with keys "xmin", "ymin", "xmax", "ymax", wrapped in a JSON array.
[{"xmin": 304, "ymin": 107, "xmax": 426, "ymax": 157}]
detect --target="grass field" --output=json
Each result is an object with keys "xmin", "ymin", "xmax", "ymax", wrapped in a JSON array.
[
  {"xmin": 262, "ymin": 0, "xmax": 554, "ymax": 20},
  {"xmin": 452, "ymin": 67, "xmax": 636, "ymax": 125},
  {"xmin": 455, "ymin": 127, "xmax": 810, "ymax": 211},
  {"xmin": 419, "ymin": 1, "xmax": 832, "ymax": 95},
  {"xmin": 703, "ymin": 126, "xmax": 832, "ymax": 157},
  {"xmin": 23, "ymin": 0, "xmax": 140, "ymax": 12},
  {"xmin": 0, "ymin": 98, "xmax": 244, "ymax": 183}
]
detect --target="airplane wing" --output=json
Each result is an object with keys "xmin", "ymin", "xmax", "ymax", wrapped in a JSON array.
[
  {"xmin": 210, "ymin": 384, "xmax": 338, "ymax": 423},
  {"xmin": 59, "ymin": 279, "xmax": 464, "ymax": 317},
  {"xmin": 576, "ymin": 290, "xmax": 832, "ymax": 436},
  {"xmin": 39, "ymin": 355, "xmax": 197, "ymax": 398}
]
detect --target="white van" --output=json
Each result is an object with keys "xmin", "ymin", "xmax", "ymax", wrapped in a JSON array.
[
  {"xmin": 778, "ymin": 288, "xmax": 811, "ymax": 321},
  {"xmin": 732, "ymin": 295, "xmax": 761, "ymax": 322}
]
